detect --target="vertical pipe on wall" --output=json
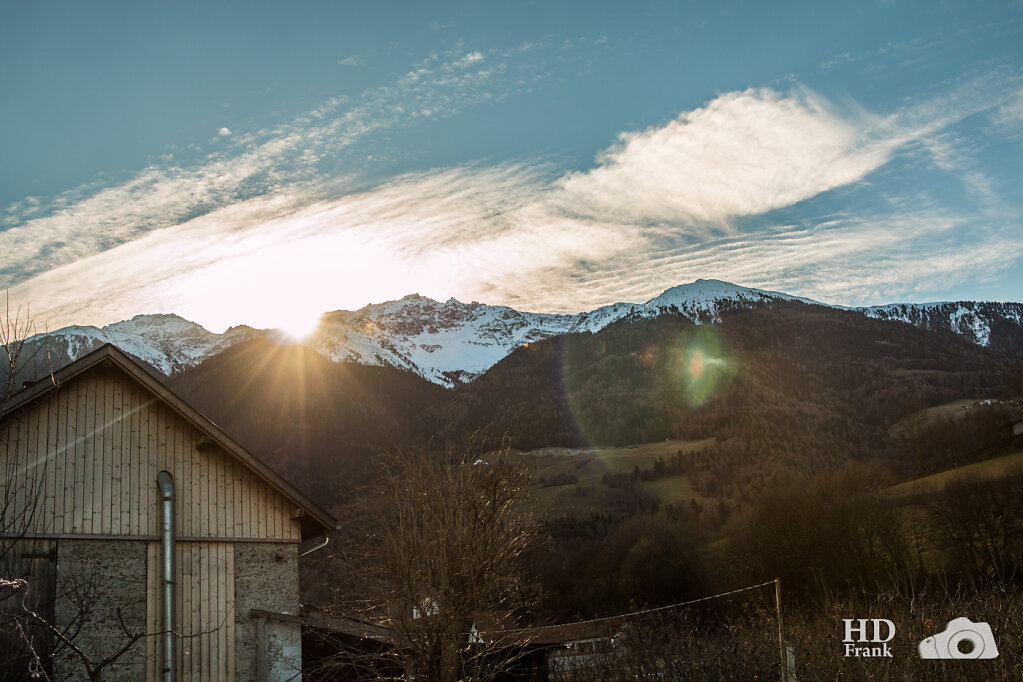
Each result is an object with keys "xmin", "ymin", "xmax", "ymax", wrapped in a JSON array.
[{"xmin": 157, "ymin": 470, "xmax": 176, "ymax": 682}]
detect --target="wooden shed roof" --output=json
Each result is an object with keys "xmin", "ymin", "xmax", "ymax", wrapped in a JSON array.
[{"xmin": 1, "ymin": 343, "xmax": 336, "ymax": 537}]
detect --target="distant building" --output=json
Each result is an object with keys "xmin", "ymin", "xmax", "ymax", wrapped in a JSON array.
[
  {"xmin": 531, "ymin": 621, "xmax": 623, "ymax": 675},
  {"xmin": 299, "ymin": 607, "xmax": 611, "ymax": 681},
  {"xmin": 1, "ymin": 344, "xmax": 334, "ymax": 681}
]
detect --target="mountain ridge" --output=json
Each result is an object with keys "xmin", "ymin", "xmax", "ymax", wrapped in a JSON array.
[{"xmin": 15, "ymin": 280, "xmax": 1023, "ymax": 388}]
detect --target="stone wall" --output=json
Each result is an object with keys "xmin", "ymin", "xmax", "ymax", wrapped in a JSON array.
[
  {"xmin": 22, "ymin": 538, "xmax": 302, "ymax": 680},
  {"xmin": 234, "ymin": 542, "xmax": 302, "ymax": 682},
  {"xmin": 53, "ymin": 539, "xmax": 149, "ymax": 681}
]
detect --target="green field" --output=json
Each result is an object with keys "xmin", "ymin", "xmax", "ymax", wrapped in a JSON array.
[{"xmin": 516, "ymin": 438, "xmax": 714, "ymax": 517}]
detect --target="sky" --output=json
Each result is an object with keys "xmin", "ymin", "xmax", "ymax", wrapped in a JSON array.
[{"xmin": 2, "ymin": 1, "xmax": 1023, "ymax": 336}]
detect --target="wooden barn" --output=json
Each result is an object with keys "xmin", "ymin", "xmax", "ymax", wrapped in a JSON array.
[{"xmin": 0, "ymin": 343, "xmax": 335, "ymax": 680}]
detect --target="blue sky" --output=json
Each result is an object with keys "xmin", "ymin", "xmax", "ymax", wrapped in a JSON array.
[{"xmin": 3, "ymin": 1, "xmax": 1022, "ymax": 334}]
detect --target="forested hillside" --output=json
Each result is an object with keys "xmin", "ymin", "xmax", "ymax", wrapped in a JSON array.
[
  {"xmin": 430, "ymin": 301, "xmax": 1020, "ymax": 494},
  {"xmin": 169, "ymin": 301, "xmax": 1022, "ymax": 508}
]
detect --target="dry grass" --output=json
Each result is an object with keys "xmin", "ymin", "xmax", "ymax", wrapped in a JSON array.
[
  {"xmin": 887, "ymin": 450, "xmax": 1023, "ymax": 499},
  {"xmin": 514, "ymin": 439, "xmax": 715, "ymax": 516},
  {"xmin": 552, "ymin": 586, "xmax": 1023, "ymax": 681},
  {"xmin": 888, "ymin": 397, "xmax": 1007, "ymax": 438}
]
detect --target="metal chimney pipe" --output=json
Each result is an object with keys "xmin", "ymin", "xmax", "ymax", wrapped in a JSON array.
[{"xmin": 157, "ymin": 470, "xmax": 176, "ymax": 682}]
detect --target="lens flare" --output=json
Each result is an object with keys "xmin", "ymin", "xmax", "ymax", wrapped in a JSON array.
[
  {"xmin": 688, "ymin": 349, "xmax": 706, "ymax": 380},
  {"xmin": 678, "ymin": 328, "xmax": 730, "ymax": 407},
  {"xmin": 556, "ymin": 322, "xmax": 735, "ymax": 447}
]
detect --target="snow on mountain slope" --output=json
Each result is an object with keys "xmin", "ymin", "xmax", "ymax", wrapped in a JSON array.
[
  {"xmin": 860, "ymin": 301, "xmax": 1023, "ymax": 348},
  {"xmin": 26, "ymin": 315, "xmax": 259, "ymax": 377},
  {"xmin": 309, "ymin": 295, "xmax": 584, "ymax": 385},
  {"xmin": 632, "ymin": 279, "xmax": 819, "ymax": 320},
  {"xmin": 21, "ymin": 280, "xmax": 1021, "ymax": 389},
  {"xmin": 307, "ymin": 280, "xmax": 809, "ymax": 385},
  {"xmin": 16, "ymin": 281, "xmax": 827, "ymax": 387}
]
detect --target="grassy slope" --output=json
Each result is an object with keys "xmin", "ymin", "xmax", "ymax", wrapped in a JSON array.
[
  {"xmin": 887, "ymin": 397, "xmax": 1011, "ymax": 438},
  {"xmin": 887, "ymin": 449, "xmax": 1023, "ymax": 498},
  {"xmin": 515, "ymin": 438, "xmax": 714, "ymax": 517}
]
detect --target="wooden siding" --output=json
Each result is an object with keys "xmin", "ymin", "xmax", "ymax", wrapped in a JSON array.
[
  {"xmin": 146, "ymin": 541, "xmax": 236, "ymax": 682},
  {"xmin": 0, "ymin": 368, "xmax": 301, "ymax": 542}
]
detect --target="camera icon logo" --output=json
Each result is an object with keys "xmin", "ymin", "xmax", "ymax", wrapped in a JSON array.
[{"xmin": 918, "ymin": 617, "xmax": 999, "ymax": 659}]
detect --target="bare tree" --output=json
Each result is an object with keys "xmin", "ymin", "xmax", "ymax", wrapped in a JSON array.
[
  {"xmin": 925, "ymin": 470, "xmax": 1023, "ymax": 584},
  {"xmin": 1, "ymin": 295, "xmax": 55, "ymax": 679},
  {"xmin": 2, "ymin": 292, "xmax": 33, "ymax": 412},
  {"xmin": 316, "ymin": 437, "xmax": 539, "ymax": 681},
  {"xmin": 3, "ymin": 566, "xmax": 145, "ymax": 682}
]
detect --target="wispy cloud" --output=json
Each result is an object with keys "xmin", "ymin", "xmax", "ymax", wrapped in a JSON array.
[
  {"xmin": 567, "ymin": 208, "xmax": 1022, "ymax": 310},
  {"xmin": 9, "ymin": 165, "xmax": 634, "ymax": 330},
  {"xmin": 4, "ymin": 64, "xmax": 1021, "ymax": 331},
  {"xmin": 555, "ymin": 88, "xmax": 899, "ymax": 226},
  {"xmin": 992, "ymin": 86, "xmax": 1023, "ymax": 137},
  {"xmin": 15, "ymin": 168, "xmax": 1017, "ymax": 332},
  {"xmin": 1, "ymin": 44, "xmax": 547, "ymax": 289}
]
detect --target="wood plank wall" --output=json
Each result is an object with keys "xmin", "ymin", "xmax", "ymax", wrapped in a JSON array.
[
  {"xmin": 146, "ymin": 541, "xmax": 236, "ymax": 682},
  {"xmin": 1, "ymin": 368, "xmax": 301, "ymax": 542}
]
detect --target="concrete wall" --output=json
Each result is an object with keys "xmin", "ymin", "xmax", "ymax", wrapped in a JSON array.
[
  {"xmin": 234, "ymin": 542, "xmax": 302, "ymax": 682},
  {"xmin": 53, "ymin": 539, "xmax": 149, "ymax": 682}
]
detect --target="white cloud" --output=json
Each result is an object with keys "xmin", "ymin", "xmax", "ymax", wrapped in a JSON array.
[
  {"xmin": 555, "ymin": 88, "xmax": 898, "ymax": 226},
  {"xmin": 0, "ymin": 45, "xmax": 533, "ymax": 290},
  {"xmin": 5, "ymin": 70, "xmax": 1022, "ymax": 332},
  {"xmin": 586, "ymin": 210, "xmax": 1022, "ymax": 309},
  {"xmin": 454, "ymin": 51, "xmax": 484, "ymax": 67},
  {"xmin": 337, "ymin": 56, "xmax": 363, "ymax": 67},
  {"xmin": 217, "ymin": 127, "xmax": 232, "ymax": 136},
  {"xmin": 13, "ymin": 145, "xmax": 1019, "ymax": 334},
  {"xmin": 8, "ymin": 165, "xmax": 636, "ymax": 331}
]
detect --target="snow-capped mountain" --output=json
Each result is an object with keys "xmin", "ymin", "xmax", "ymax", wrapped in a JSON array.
[
  {"xmin": 306, "ymin": 280, "xmax": 820, "ymax": 385},
  {"xmin": 16, "ymin": 280, "xmax": 1023, "ymax": 389},
  {"xmin": 308, "ymin": 296, "xmax": 582, "ymax": 386},
  {"xmin": 860, "ymin": 301, "xmax": 1023, "ymax": 351},
  {"xmin": 19, "ymin": 315, "xmax": 259, "ymax": 379},
  {"xmin": 630, "ymin": 279, "xmax": 819, "ymax": 325}
]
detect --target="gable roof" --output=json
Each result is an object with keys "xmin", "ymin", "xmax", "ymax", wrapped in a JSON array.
[{"xmin": 1, "ymin": 343, "xmax": 335, "ymax": 538}]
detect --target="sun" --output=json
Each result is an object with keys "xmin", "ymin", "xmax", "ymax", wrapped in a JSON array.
[{"xmin": 275, "ymin": 309, "xmax": 323, "ymax": 341}]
